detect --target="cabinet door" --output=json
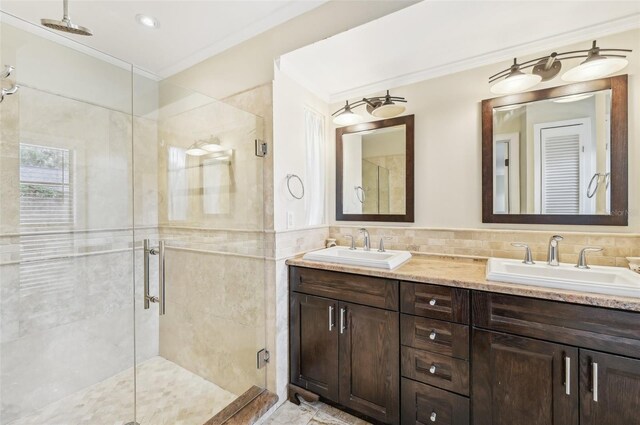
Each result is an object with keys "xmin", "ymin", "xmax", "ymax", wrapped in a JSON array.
[
  {"xmin": 290, "ymin": 293, "xmax": 339, "ymax": 400},
  {"xmin": 339, "ymin": 302, "xmax": 400, "ymax": 424},
  {"xmin": 472, "ymin": 329, "xmax": 578, "ymax": 425},
  {"xmin": 580, "ymin": 350, "xmax": 640, "ymax": 425}
]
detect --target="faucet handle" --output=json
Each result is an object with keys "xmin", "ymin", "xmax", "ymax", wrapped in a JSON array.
[
  {"xmin": 511, "ymin": 243, "xmax": 535, "ymax": 264},
  {"xmin": 345, "ymin": 235, "xmax": 356, "ymax": 250},
  {"xmin": 576, "ymin": 247, "xmax": 603, "ymax": 269},
  {"xmin": 550, "ymin": 235, "xmax": 564, "ymax": 242},
  {"xmin": 378, "ymin": 236, "xmax": 393, "ymax": 252}
]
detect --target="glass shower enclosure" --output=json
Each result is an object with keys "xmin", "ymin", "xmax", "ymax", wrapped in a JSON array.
[{"xmin": 0, "ymin": 13, "xmax": 266, "ymax": 425}]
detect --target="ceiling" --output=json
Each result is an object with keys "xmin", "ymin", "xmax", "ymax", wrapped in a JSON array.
[
  {"xmin": 0, "ymin": 0, "xmax": 327, "ymax": 77},
  {"xmin": 279, "ymin": 1, "xmax": 640, "ymax": 102}
]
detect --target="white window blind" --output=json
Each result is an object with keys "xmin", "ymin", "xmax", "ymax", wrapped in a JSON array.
[
  {"xmin": 19, "ymin": 144, "xmax": 75, "ymax": 302},
  {"xmin": 19, "ymin": 144, "xmax": 73, "ymax": 225},
  {"xmin": 541, "ymin": 133, "xmax": 580, "ymax": 214}
]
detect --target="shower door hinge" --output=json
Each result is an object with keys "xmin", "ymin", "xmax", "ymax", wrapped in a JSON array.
[
  {"xmin": 255, "ymin": 139, "xmax": 268, "ymax": 157},
  {"xmin": 257, "ymin": 348, "xmax": 270, "ymax": 369}
]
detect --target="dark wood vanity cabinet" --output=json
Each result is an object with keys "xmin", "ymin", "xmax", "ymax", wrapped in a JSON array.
[
  {"xmin": 472, "ymin": 292, "xmax": 640, "ymax": 425},
  {"xmin": 289, "ymin": 266, "xmax": 640, "ymax": 425},
  {"xmin": 579, "ymin": 350, "xmax": 640, "ymax": 425},
  {"xmin": 472, "ymin": 330, "xmax": 579, "ymax": 425},
  {"xmin": 289, "ymin": 267, "xmax": 400, "ymax": 424},
  {"xmin": 289, "ymin": 293, "xmax": 339, "ymax": 400}
]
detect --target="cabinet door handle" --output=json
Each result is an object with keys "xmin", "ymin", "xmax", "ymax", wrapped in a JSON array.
[
  {"xmin": 592, "ymin": 361, "xmax": 599, "ymax": 402},
  {"xmin": 329, "ymin": 305, "xmax": 334, "ymax": 331},
  {"xmin": 340, "ymin": 307, "xmax": 347, "ymax": 334},
  {"xmin": 430, "ymin": 411, "xmax": 437, "ymax": 422},
  {"xmin": 564, "ymin": 355, "xmax": 571, "ymax": 395}
]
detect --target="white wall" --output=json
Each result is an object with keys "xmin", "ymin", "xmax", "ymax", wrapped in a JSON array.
[
  {"xmin": 273, "ymin": 67, "xmax": 330, "ymax": 231},
  {"xmin": 327, "ymin": 29, "xmax": 640, "ymax": 233}
]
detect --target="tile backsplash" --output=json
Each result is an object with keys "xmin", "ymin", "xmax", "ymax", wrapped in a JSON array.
[{"xmin": 329, "ymin": 226, "xmax": 640, "ymax": 268}]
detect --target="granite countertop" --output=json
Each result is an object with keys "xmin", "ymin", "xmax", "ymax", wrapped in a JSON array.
[{"xmin": 286, "ymin": 253, "xmax": 640, "ymax": 312}]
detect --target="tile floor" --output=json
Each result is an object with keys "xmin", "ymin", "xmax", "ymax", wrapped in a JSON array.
[
  {"xmin": 262, "ymin": 400, "xmax": 371, "ymax": 425},
  {"xmin": 7, "ymin": 356, "xmax": 237, "ymax": 425}
]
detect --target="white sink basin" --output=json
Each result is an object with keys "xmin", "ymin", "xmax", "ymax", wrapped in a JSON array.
[
  {"xmin": 487, "ymin": 257, "xmax": 640, "ymax": 297},
  {"xmin": 303, "ymin": 246, "xmax": 412, "ymax": 270}
]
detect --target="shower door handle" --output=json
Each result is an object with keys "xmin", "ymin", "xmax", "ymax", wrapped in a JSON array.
[{"xmin": 144, "ymin": 239, "xmax": 166, "ymax": 316}]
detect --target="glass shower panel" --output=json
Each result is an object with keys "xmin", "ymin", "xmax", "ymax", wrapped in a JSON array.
[
  {"xmin": 132, "ymin": 77, "xmax": 266, "ymax": 424},
  {"xmin": 0, "ymin": 15, "xmax": 136, "ymax": 425}
]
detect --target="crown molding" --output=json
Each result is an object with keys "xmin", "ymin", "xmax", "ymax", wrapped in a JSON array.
[{"xmin": 328, "ymin": 13, "xmax": 640, "ymax": 103}]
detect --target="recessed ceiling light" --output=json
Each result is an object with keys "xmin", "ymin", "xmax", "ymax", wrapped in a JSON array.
[{"xmin": 135, "ymin": 14, "xmax": 159, "ymax": 29}]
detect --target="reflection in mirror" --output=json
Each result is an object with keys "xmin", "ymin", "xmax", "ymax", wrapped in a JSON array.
[
  {"xmin": 336, "ymin": 115, "xmax": 414, "ymax": 222},
  {"xmin": 493, "ymin": 89, "xmax": 612, "ymax": 215},
  {"xmin": 483, "ymin": 75, "xmax": 628, "ymax": 226},
  {"xmin": 343, "ymin": 125, "xmax": 406, "ymax": 215}
]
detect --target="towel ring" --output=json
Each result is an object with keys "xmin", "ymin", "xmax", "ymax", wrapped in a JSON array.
[
  {"xmin": 355, "ymin": 186, "xmax": 365, "ymax": 204},
  {"xmin": 587, "ymin": 173, "xmax": 600, "ymax": 199},
  {"xmin": 587, "ymin": 172, "xmax": 611, "ymax": 199},
  {"xmin": 286, "ymin": 174, "xmax": 304, "ymax": 200}
]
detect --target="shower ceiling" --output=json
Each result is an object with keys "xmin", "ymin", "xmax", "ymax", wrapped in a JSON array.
[{"xmin": 0, "ymin": 0, "xmax": 327, "ymax": 77}]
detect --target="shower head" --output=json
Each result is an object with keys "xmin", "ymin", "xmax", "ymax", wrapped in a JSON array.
[{"xmin": 41, "ymin": 0, "xmax": 92, "ymax": 36}]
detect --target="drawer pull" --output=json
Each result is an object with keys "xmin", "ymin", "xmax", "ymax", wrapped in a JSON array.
[
  {"xmin": 329, "ymin": 305, "xmax": 334, "ymax": 331},
  {"xmin": 429, "ymin": 298, "xmax": 437, "ymax": 306},
  {"xmin": 430, "ymin": 411, "xmax": 437, "ymax": 422},
  {"xmin": 429, "ymin": 364, "xmax": 437, "ymax": 374},
  {"xmin": 592, "ymin": 361, "xmax": 599, "ymax": 402},
  {"xmin": 429, "ymin": 330, "xmax": 437, "ymax": 340},
  {"xmin": 564, "ymin": 355, "xmax": 571, "ymax": 396}
]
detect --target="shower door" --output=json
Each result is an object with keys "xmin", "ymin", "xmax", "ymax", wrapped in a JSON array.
[
  {"xmin": 131, "ymin": 78, "xmax": 268, "ymax": 424},
  {"xmin": 0, "ymin": 13, "xmax": 267, "ymax": 425},
  {"xmin": 0, "ymin": 14, "xmax": 137, "ymax": 425}
]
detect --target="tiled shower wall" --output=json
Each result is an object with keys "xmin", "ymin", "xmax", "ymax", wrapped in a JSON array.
[{"xmin": 329, "ymin": 226, "xmax": 640, "ymax": 267}]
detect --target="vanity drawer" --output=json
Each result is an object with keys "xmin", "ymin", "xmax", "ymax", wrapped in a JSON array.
[
  {"xmin": 473, "ymin": 292, "xmax": 640, "ymax": 358},
  {"xmin": 400, "ymin": 282, "xmax": 469, "ymax": 324},
  {"xmin": 401, "ymin": 378, "xmax": 469, "ymax": 425},
  {"xmin": 289, "ymin": 266, "xmax": 398, "ymax": 311},
  {"xmin": 401, "ymin": 315, "xmax": 469, "ymax": 360},
  {"xmin": 401, "ymin": 346, "xmax": 469, "ymax": 396}
]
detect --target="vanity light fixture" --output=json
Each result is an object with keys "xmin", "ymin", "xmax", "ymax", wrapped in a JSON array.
[
  {"xmin": 489, "ymin": 40, "xmax": 631, "ymax": 94},
  {"xmin": 136, "ymin": 14, "xmax": 159, "ymax": 29},
  {"xmin": 332, "ymin": 90, "xmax": 407, "ymax": 125},
  {"xmin": 333, "ymin": 101, "xmax": 363, "ymax": 126},
  {"xmin": 490, "ymin": 59, "xmax": 542, "ymax": 95},
  {"xmin": 561, "ymin": 41, "xmax": 629, "ymax": 82}
]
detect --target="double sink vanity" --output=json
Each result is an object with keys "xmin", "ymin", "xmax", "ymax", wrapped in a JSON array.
[
  {"xmin": 286, "ymin": 73, "xmax": 637, "ymax": 424},
  {"xmin": 287, "ymin": 233, "xmax": 640, "ymax": 425}
]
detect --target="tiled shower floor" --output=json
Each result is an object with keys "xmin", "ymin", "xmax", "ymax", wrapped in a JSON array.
[{"xmin": 8, "ymin": 356, "xmax": 237, "ymax": 425}]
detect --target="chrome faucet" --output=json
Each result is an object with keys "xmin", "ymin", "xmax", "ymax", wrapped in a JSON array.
[
  {"xmin": 359, "ymin": 228, "xmax": 370, "ymax": 251},
  {"xmin": 576, "ymin": 247, "xmax": 603, "ymax": 269},
  {"xmin": 547, "ymin": 235, "xmax": 564, "ymax": 266}
]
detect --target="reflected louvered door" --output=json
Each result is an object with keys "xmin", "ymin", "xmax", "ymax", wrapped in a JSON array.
[{"xmin": 539, "ymin": 121, "xmax": 590, "ymax": 214}]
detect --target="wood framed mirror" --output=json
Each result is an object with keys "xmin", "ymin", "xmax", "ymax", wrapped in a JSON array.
[
  {"xmin": 482, "ymin": 75, "xmax": 628, "ymax": 225},
  {"xmin": 336, "ymin": 115, "xmax": 414, "ymax": 222}
]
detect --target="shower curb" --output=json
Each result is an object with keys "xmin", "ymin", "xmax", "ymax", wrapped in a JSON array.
[{"xmin": 204, "ymin": 385, "xmax": 278, "ymax": 425}]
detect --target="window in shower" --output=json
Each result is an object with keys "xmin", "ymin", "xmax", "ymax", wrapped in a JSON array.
[
  {"xmin": 19, "ymin": 143, "xmax": 74, "ymax": 226},
  {"xmin": 18, "ymin": 144, "xmax": 75, "ymax": 302}
]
